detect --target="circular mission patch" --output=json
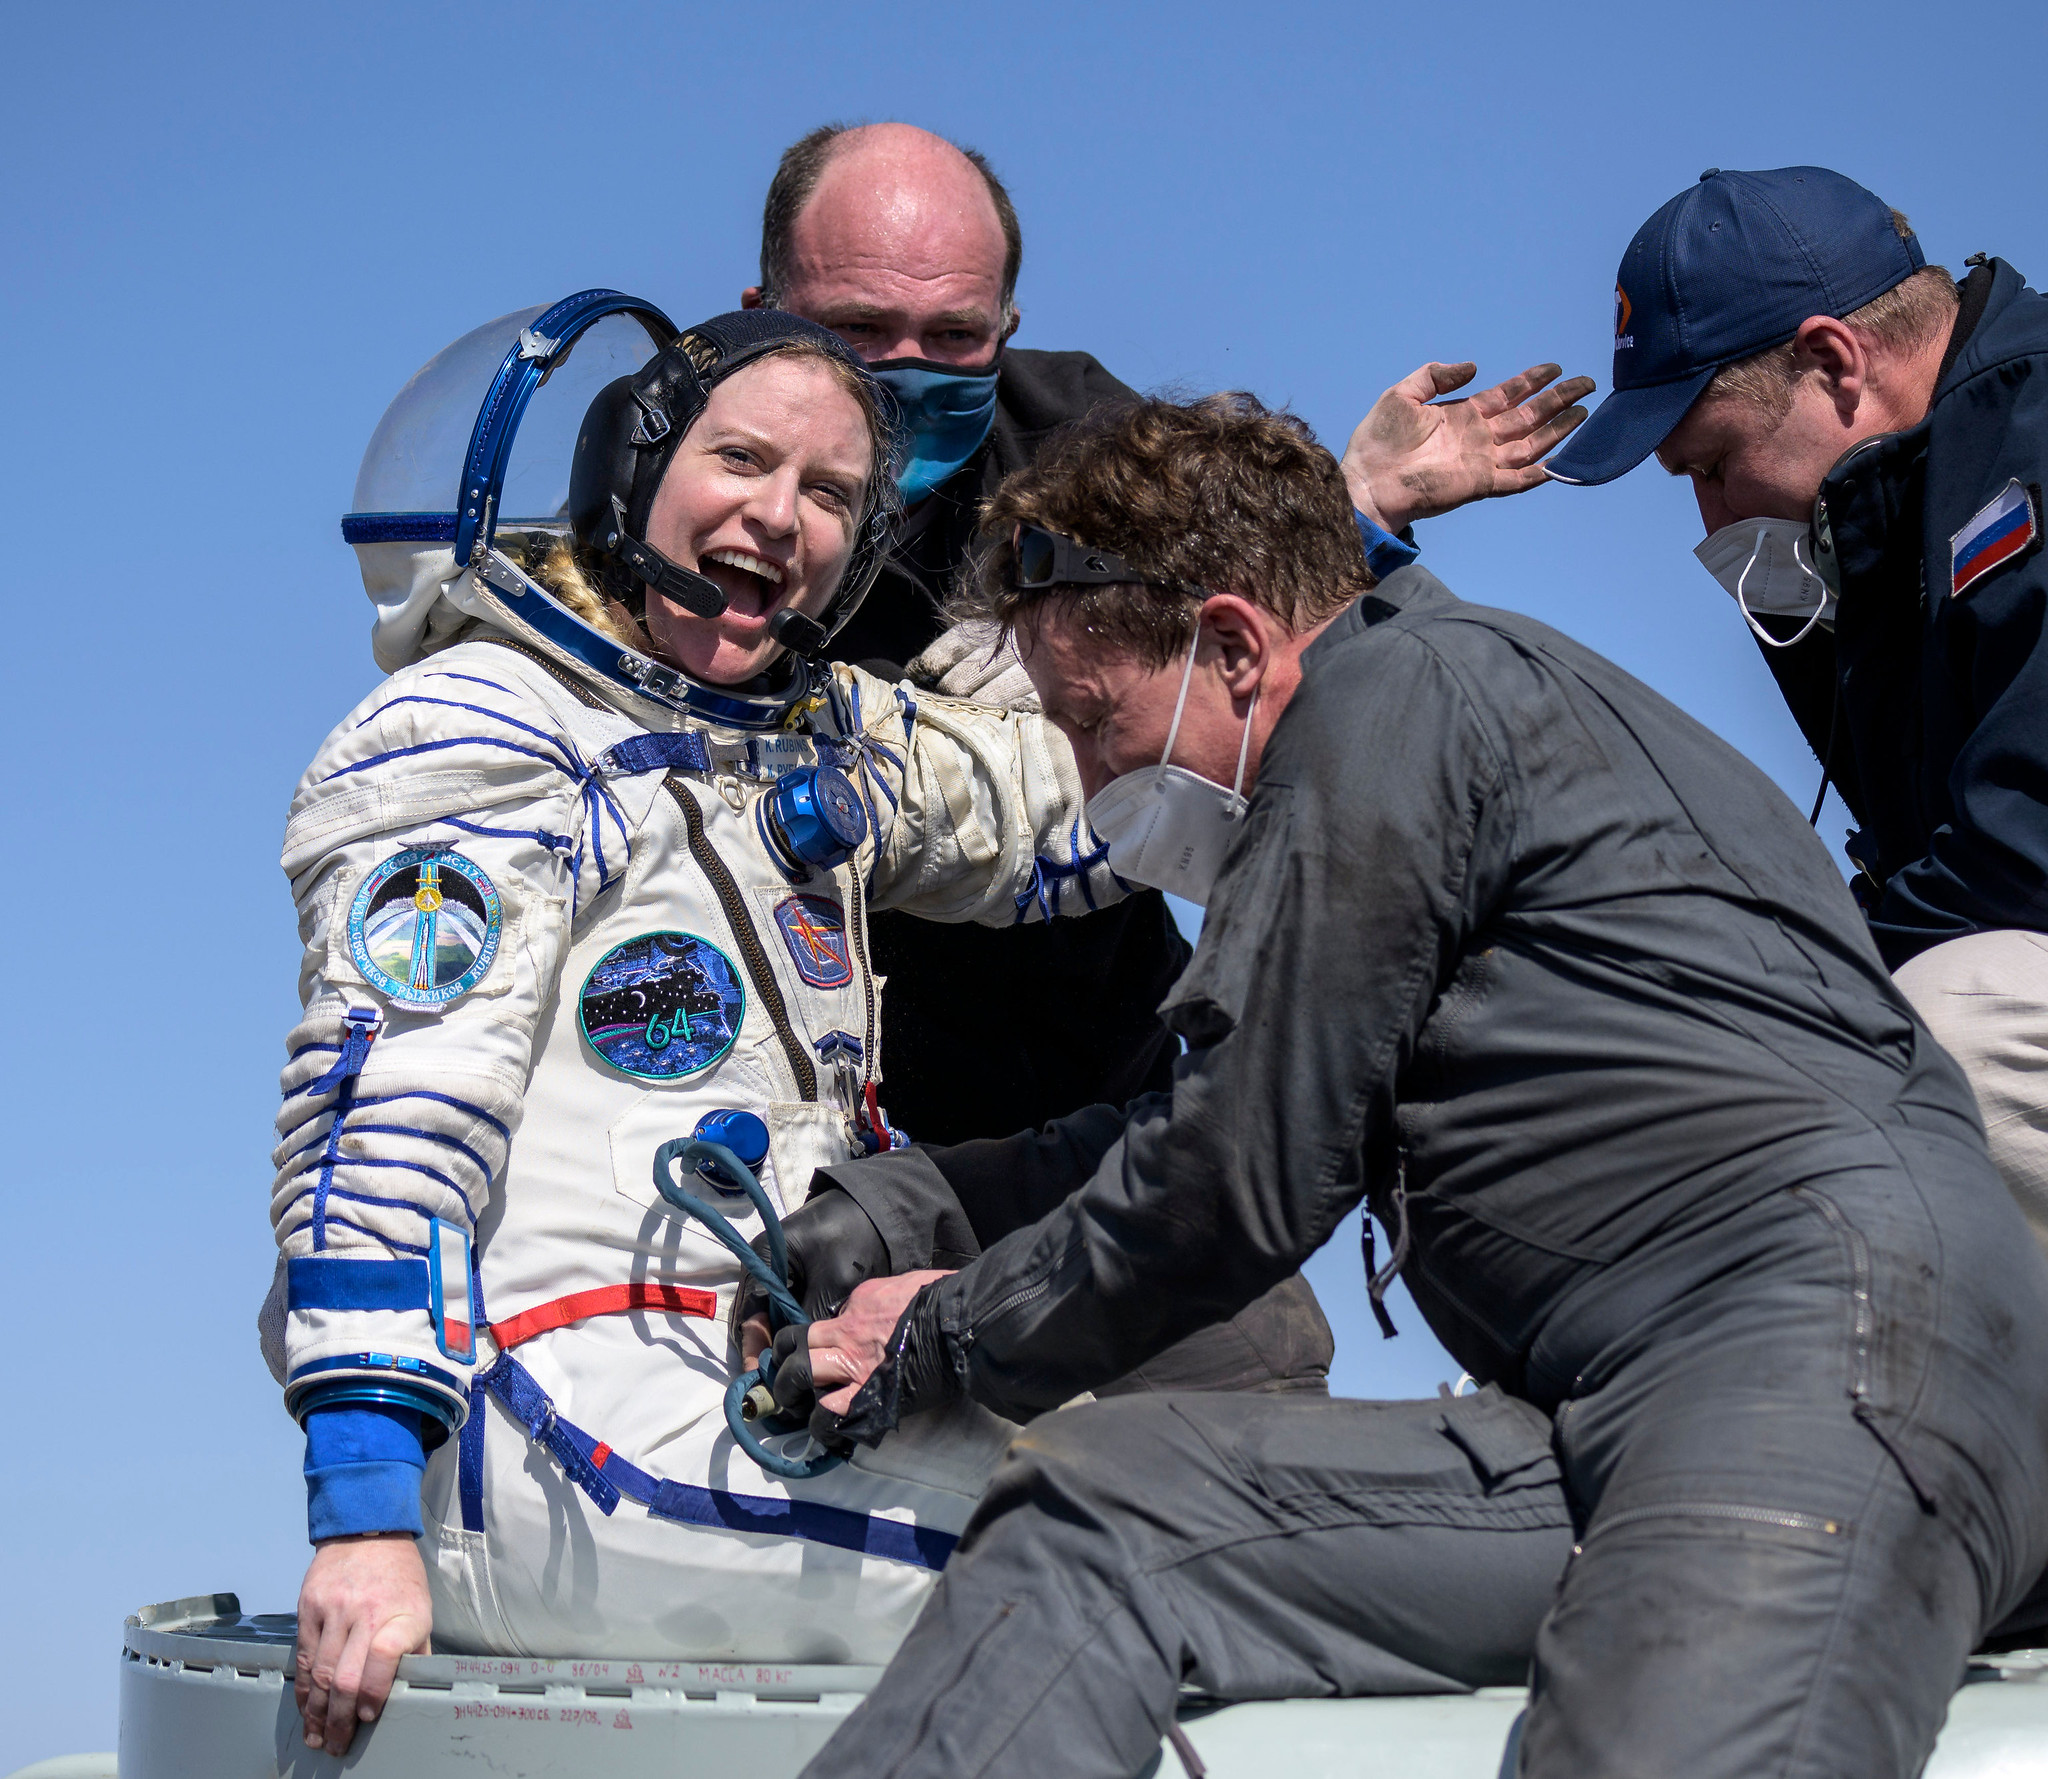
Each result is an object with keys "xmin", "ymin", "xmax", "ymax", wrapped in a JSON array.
[
  {"xmin": 348, "ymin": 847, "xmax": 503, "ymax": 1008},
  {"xmin": 579, "ymin": 931, "xmax": 746, "ymax": 1080}
]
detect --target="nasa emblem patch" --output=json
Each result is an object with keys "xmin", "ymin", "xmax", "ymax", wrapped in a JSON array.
[
  {"xmin": 348, "ymin": 847, "xmax": 503, "ymax": 1009},
  {"xmin": 773, "ymin": 895, "xmax": 854, "ymax": 989},
  {"xmin": 579, "ymin": 931, "xmax": 746, "ymax": 1080}
]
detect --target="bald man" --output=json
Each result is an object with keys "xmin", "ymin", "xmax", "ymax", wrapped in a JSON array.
[{"xmin": 742, "ymin": 122, "xmax": 1339, "ymax": 1397}]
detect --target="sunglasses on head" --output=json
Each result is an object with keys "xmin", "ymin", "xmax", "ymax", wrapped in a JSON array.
[{"xmin": 1012, "ymin": 524, "xmax": 1147, "ymax": 590}]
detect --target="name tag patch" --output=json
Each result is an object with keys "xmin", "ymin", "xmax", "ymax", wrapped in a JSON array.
[
  {"xmin": 579, "ymin": 931, "xmax": 745, "ymax": 1080},
  {"xmin": 349, "ymin": 848, "xmax": 502, "ymax": 1008},
  {"xmin": 774, "ymin": 895, "xmax": 853, "ymax": 989},
  {"xmin": 1950, "ymin": 480, "xmax": 2040, "ymax": 598}
]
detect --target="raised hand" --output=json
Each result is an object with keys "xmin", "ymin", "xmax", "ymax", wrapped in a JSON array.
[{"xmin": 1342, "ymin": 362, "xmax": 1595, "ymax": 535}]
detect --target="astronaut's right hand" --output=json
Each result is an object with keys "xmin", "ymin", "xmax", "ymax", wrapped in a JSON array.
[
  {"xmin": 731, "ymin": 1186, "xmax": 890, "ymax": 1365},
  {"xmin": 295, "ymin": 1532, "xmax": 432, "ymax": 1757}
]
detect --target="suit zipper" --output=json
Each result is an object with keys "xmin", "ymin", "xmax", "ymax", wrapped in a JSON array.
[
  {"xmin": 962, "ymin": 1235, "xmax": 1089, "ymax": 1350},
  {"xmin": 963, "ymin": 1276, "xmax": 1056, "ymax": 1353},
  {"xmin": 664, "ymin": 776, "xmax": 817, "ymax": 1101},
  {"xmin": 474, "ymin": 632, "xmax": 611, "ymax": 711},
  {"xmin": 1793, "ymin": 1185, "xmax": 1874, "ymax": 1403},
  {"xmin": 1586, "ymin": 1501, "xmax": 1845, "ymax": 1541},
  {"xmin": 844, "ymin": 860, "xmax": 878, "ymax": 1092}
]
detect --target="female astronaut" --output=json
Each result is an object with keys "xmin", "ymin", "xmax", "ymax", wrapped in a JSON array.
[{"xmin": 277, "ymin": 299, "xmax": 1119, "ymax": 1752}]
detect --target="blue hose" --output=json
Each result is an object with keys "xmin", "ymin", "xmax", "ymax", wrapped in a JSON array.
[{"xmin": 651, "ymin": 1137, "xmax": 844, "ymax": 1481}]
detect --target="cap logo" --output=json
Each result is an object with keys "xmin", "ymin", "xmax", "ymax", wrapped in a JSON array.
[{"xmin": 1614, "ymin": 285, "xmax": 1635, "ymax": 350}]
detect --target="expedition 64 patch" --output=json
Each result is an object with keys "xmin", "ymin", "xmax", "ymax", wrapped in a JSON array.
[
  {"xmin": 579, "ymin": 931, "xmax": 745, "ymax": 1080},
  {"xmin": 349, "ymin": 848, "xmax": 502, "ymax": 1008},
  {"xmin": 773, "ymin": 895, "xmax": 853, "ymax": 989}
]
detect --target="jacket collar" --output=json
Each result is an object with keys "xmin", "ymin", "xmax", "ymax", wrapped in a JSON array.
[{"xmin": 1303, "ymin": 567, "xmax": 1461, "ymax": 673}]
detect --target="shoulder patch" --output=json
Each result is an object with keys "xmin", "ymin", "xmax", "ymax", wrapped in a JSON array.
[
  {"xmin": 1950, "ymin": 480, "xmax": 2040, "ymax": 598},
  {"xmin": 348, "ymin": 848, "xmax": 502, "ymax": 1008},
  {"xmin": 579, "ymin": 931, "xmax": 745, "ymax": 1079},
  {"xmin": 773, "ymin": 895, "xmax": 854, "ymax": 989}
]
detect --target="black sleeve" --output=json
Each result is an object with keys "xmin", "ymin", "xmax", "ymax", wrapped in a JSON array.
[
  {"xmin": 806, "ymin": 1099, "xmax": 1146, "ymax": 1268},
  {"xmin": 804, "ymin": 1149, "xmax": 983, "ymax": 1273},
  {"xmin": 846, "ymin": 626, "xmax": 1520, "ymax": 1428},
  {"xmin": 919, "ymin": 1099, "xmax": 1155, "ymax": 1249}
]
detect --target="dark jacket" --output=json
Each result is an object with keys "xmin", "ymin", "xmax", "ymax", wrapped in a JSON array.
[
  {"xmin": 830, "ymin": 346, "xmax": 1330, "ymax": 1395},
  {"xmin": 833, "ymin": 349, "xmax": 1196, "ymax": 1147},
  {"xmin": 1761, "ymin": 259, "xmax": 2048, "ymax": 966},
  {"xmin": 837, "ymin": 569, "xmax": 1994, "ymax": 1431}
]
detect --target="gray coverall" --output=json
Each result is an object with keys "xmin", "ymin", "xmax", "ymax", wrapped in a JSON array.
[{"xmin": 802, "ymin": 568, "xmax": 2048, "ymax": 1779}]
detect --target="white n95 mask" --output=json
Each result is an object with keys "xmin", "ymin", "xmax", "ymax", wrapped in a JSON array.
[
  {"xmin": 1695, "ymin": 518, "xmax": 1838, "ymax": 647},
  {"xmin": 1084, "ymin": 627, "xmax": 1257, "ymax": 907}
]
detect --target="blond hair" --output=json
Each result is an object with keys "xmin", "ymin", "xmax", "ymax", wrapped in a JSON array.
[
  {"xmin": 1708, "ymin": 214, "xmax": 1958, "ymax": 419},
  {"xmin": 503, "ymin": 533, "xmax": 648, "ymax": 650}
]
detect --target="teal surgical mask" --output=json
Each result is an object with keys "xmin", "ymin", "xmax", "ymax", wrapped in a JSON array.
[{"xmin": 870, "ymin": 355, "xmax": 1001, "ymax": 501}]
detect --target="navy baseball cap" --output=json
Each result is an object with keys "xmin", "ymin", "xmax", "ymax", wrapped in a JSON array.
[{"xmin": 1545, "ymin": 166, "xmax": 1925, "ymax": 487}]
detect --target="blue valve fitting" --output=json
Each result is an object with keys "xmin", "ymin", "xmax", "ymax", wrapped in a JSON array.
[
  {"xmin": 759, "ymin": 766, "xmax": 867, "ymax": 881},
  {"xmin": 691, "ymin": 1109, "xmax": 769, "ymax": 1193}
]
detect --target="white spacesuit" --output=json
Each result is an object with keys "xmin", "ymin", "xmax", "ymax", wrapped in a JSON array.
[{"xmin": 273, "ymin": 296, "xmax": 1120, "ymax": 1661}]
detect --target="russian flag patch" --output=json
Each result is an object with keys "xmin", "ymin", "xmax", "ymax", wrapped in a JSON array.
[{"xmin": 1950, "ymin": 480, "xmax": 2040, "ymax": 598}]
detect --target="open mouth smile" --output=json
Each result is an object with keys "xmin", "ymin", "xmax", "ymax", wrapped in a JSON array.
[{"xmin": 699, "ymin": 547, "xmax": 789, "ymax": 625}]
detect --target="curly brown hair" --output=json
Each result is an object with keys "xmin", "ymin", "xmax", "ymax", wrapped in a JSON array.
[{"xmin": 964, "ymin": 392, "xmax": 1372, "ymax": 668}]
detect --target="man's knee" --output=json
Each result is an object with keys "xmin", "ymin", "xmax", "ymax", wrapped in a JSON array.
[
  {"xmin": 1894, "ymin": 929, "xmax": 2048, "ymax": 1247},
  {"xmin": 976, "ymin": 1396, "xmax": 1202, "ymax": 1530},
  {"xmin": 1893, "ymin": 929, "xmax": 2048, "ymax": 1072}
]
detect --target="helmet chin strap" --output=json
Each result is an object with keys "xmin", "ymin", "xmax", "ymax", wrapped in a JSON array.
[{"xmin": 601, "ymin": 495, "xmax": 728, "ymax": 620}]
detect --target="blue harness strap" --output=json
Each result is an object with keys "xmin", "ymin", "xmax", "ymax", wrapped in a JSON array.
[
  {"xmin": 452, "ymin": 1143, "xmax": 955, "ymax": 1569},
  {"xmin": 303, "ymin": 1007, "xmax": 381, "ymax": 1097},
  {"xmin": 458, "ymin": 1380, "xmax": 489, "ymax": 1532},
  {"xmin": 602, "ymin": 732, "xmax": 714, "ymax": 776},
  {"xmin": 477, "ymin": 1353, "xmax": 620, "ymax": 1512},
  {"xmin": 469, "ymin": 1350, "xmax": 956, "ymax": 1573}
]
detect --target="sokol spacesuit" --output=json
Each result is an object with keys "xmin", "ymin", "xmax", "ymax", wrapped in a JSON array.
[{"xmin": 272, "ymin": 296, "xmax": 1121, "ymax": 1661}]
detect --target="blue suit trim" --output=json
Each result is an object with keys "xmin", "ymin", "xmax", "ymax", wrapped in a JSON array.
[
  {"xmin": 288, "ymin": 1256, "xmax": 430, "ymax": 1313},
  {"xmin": 470, "ymin": 1351, "xmax": 956, "ymax": 1572},
  {"xmin": 349, "ymin": 1090, "xmax": 512, "ymax": 1142}
]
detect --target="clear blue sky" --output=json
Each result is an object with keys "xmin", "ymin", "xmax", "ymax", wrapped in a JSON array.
[{"xmin": 4, "ymin": 0, "xmax": 2046, "ymax": 1763}]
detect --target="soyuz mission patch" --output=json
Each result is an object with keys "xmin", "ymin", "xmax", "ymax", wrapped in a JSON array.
[
  {"xmin": 773, "ymin": 895, "xmax": 853, "ymax": 989},
  {"xmin": 349, "ymin": 848, "xmax": 502, "ymax": 1008},
  {"xmin": 579, "ymin": 931, "xmax": 745, "ymax": 1080}
]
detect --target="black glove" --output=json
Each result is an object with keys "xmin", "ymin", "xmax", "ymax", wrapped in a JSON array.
[
  {"xmin": 727, "ymin": 1186, "xmax": 890, "ymax": 1352},
  {"xmin": 785, "ymin": 1283, "xmax": 965, "ymax": 1450},
  {"xmin": 768, "ymin": 1322, "xmax": 820, "ymax": 1419}
]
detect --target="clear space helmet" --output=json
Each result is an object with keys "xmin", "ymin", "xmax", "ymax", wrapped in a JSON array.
[{"xmin": 344, "ymin": 292, "xmax": 893, "ymax": 730}]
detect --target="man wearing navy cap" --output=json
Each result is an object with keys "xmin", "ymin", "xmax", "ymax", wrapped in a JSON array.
[{"xmin": 1543, "ymin": 166, "xmax": 2048, "ymax": 1261}]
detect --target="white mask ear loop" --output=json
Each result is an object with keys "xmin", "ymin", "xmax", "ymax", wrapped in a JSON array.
[
  {"xmin": 1737, "ymin": 526, "xmax": 1831, "ymax": 650},
  {"xmin": 1158, "ymin": 618, "xmax": 1259, "ymax": 817},
  {"xmin": 1225, "ymin": 688, "xmax": 1259, "ymax": 818},
  {"xmin": 1157, "ymin": 621, "xmax": 1205, "ymax": 766}
]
